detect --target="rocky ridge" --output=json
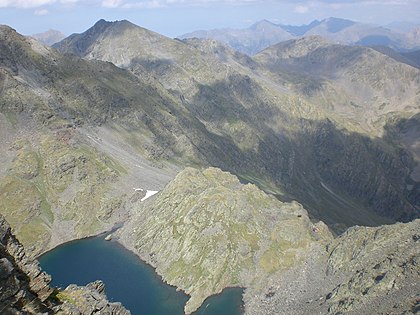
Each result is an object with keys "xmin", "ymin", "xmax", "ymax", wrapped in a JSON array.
[
  {"xmin": 0, "ymin": 214, "xmax": 130, "ymax": 314},
  {"xmin": 117, "ymin": 167, "xmax": 333, "ymax": 314}
]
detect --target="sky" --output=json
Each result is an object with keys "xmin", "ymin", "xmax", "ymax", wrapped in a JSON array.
[{"xmin": 1, "ymin": 0, "xmax": 420, "ymax": 38}]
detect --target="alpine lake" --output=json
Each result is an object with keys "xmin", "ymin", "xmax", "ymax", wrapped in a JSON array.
[{"xmin": 39, "ymin": 234, "xmax": 244, "ymax": 315}]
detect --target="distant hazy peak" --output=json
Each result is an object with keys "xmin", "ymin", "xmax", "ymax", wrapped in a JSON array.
[
  {"xmin": 279, "ymin": 19, "xmax": 321, "ymax": 36},
  {"xmin": 320, "ymin": 17, "xmax": 356, "ymax": 33},
  {"xmin": 31, "ymin": 29, "xmax": 66, "ymax": 46},
  {"xmin": 250, "ymin": 19, "xmax": 279, "ymax": 30}
]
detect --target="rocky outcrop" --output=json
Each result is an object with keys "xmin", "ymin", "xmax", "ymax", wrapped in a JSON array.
[
  {"xmin": 0, "ymin": 214, "xmax": 131, "ymax": 315},
  {"xmin": 0, "ymin": 214, "xmax": 53, "ymax": 314},
  {"xmin": 53, "ymin": 280, "xmax": 130, "ymax": 315},
  {"xmin": 118, "ymin": 167, "xmax": 333, "ymax": 314}
]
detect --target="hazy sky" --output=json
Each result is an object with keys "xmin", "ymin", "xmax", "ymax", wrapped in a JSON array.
[{"xmin": 1, "ymin": 0, "xmax": 419, "ymax": 37}]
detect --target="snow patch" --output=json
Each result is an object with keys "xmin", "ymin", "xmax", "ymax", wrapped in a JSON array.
[{"xmin": 141, "ymin": 190, "xmax": 159, "ymax": 201}]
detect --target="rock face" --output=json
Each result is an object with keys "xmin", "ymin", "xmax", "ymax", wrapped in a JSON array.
[
  {"xmin": 0, "ymin": 214, "xmax": 53, "ymax": 313},
  {"xmin": 244, "ymin": 219, "xmax": 420, "ymax": 315},
  {"xmin": 324, "ymin": 220, "xmax": 420, "ymax": 314},
  {"xmin": 118, "ymin": 167, "xmax": 333, "ymax": 314},
  {"xmin": 0, "ymin": 214, "xmax": 131, "ymax": 314}
]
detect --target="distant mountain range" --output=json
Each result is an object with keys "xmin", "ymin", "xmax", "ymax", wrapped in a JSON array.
[{"xmin": 181, "ymin": 17, "xmax": 420, "ymax": 55}]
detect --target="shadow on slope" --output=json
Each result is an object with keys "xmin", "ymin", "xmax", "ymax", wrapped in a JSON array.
[{"xmin": 180, "ymin": 78, "xmax": 419, "ymax": 234}]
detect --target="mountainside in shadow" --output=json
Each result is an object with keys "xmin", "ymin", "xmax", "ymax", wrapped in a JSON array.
[
  {"xmin": 54, "ymin": 20, "xmax": 419, "ymax": 232},
  {"xmin": 181, "ymin": 17, "xmax": 420, "ymax": 55}
]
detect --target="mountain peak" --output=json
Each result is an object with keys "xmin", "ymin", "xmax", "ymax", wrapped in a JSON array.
[{"xmin": 53, "ymin": 19, "xmax": 150, "ymax": 57}]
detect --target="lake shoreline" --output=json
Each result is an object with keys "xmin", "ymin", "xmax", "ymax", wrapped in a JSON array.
[{"xmin": 39, "ymin": 228, "xmax": 245, "ymax": 315}]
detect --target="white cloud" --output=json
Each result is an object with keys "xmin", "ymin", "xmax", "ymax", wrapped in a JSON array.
[
  {"xmin": 0, "ymin": 0, "xmax": 81, "ymax": 8},
  {"xmin": 0, "ymin": 0, "xmax": 417, "ymax": 10},
  {"xmin": 294, "ymin": 4, "xmax": 309, "ymax": 13},
  {"xmin": 0, "ymin": 0, "xmax": 56, "ymax": 8},
  {"xmin": 101, "ymin": 0, "xmax": 123, "ymax": 7},
  {"xmin": 121, "ymin": 0, "xmax": 165, "ymax": 8},
  {"xmin": 34, "ymin": 8, "xmax": 49, "ymax": 14}
]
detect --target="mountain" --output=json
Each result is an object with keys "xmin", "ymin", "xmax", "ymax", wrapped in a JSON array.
[
  {"xmin": 254, "ymin": 37, "xmax": 420, "ymax": 209},
  {"xmin": 0, "ymin": 214, "xmax": 130, "ymax": 314},
  {"xmin": 254, "ymin": 36, "xmax": 420, "ymax": 121},
  {"xmin": 181, "ymin": 17, "xmax": 420, "ymax": 55},
  {"xmin": 386, "ymin": 21, "xmax": 420, "ymax": 33},
  {"xmin": 180, "ymin": 19, "xmax": 294, "ymax": 55},
  {"xmin": 38, "ymin": 20, "xmax": 420, "ymax": 233},
  {"xmin": 31, "ymin": 29, "xmax": 66, "ymax": 46}
]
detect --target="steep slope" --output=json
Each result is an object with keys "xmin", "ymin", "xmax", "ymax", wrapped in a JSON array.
[
  {"xmin": 254, "ymin": 37, "xmax": 420, "ymax": 224},
  {"xmin": 0, "ymin": 214, "xmax": 130, "ymax": 314},
  {"xmin": 0, "ymin": 24, "xmax": 188, "ymax": 256},
  {"xmin": 55, "ymin": 20, "xmax": 419, "ymax": 231},
  {"xmin": 117, "ymin": 167, "xmax": 332, "ymax": 314}
]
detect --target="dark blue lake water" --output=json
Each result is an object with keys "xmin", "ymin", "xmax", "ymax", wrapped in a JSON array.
[{"xmin": 38, "ymin": 235, "xmax": 244, "ymax": 315}]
